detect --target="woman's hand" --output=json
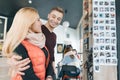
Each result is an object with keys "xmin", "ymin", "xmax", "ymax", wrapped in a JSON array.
[{"xmin": 8, "ymin": 55, "xmax": 30, "ymax": 76}]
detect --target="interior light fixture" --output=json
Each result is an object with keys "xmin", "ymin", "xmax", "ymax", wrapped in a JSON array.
[
  {"xmin": 28, "ymin": 0, "xmax": 32, "ymax": 4},
  {"xmin": 62, "ymin": 21, "xmax": 70, "ymax": 28}
]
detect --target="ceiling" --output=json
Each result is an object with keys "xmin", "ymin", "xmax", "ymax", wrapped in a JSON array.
[{"xmin": 0, "ymin": 0, "xmax": 83, "ymax": 29}]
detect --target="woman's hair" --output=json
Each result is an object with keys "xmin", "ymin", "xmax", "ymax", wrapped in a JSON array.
[
  {"xmin": 63, "ymin": 45, "xmax": 73, "ymax": 55},
  {"xmin": 63, "ymin": 45, "xmax": 76, "ymax": 59},
  {"xmin": 2, "ymin": 7, "xmax": 39, "ymax": 56}
]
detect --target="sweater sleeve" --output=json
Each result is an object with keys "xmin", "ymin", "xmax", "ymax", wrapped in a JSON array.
[{"xmin": 14, "ymin": 44, "xmax": 40, "ymax": 80}]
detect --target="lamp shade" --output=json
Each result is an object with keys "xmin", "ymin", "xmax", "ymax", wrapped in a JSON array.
[{"xmin": 62, "ymin": 21, "xmax": 70, "ymax": 28}]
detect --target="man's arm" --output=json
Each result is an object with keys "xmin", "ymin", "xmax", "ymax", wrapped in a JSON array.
[
  {"xmin": 8, "ymin": 55, "xmax": 30, "ymax": 77},
  {"xmin": 52, "ymin": 61, "xmax": 56, "ymax": 74}
]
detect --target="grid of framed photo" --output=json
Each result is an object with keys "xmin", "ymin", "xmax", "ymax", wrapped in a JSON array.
[{"xmin": 92, "ymin": 0, "xmax": 117, "ymax": 72}]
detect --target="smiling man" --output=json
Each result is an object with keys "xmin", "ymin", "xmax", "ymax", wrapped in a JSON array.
[{"xmin": 42, "ymin": 7, "xmax": 64, "ymax": 80}]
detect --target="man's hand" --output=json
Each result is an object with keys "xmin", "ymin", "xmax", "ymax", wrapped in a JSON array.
[
  {"xmin": 8, "ymin": 55, "xmax": 30, "ymax": 76},
  {"xmin": 52, "ymin": 61, "xmax": 56, "ymax": 74},
  {"xmin": 46, "ymin": 75, "xmax": 53, "ymax": 80}
]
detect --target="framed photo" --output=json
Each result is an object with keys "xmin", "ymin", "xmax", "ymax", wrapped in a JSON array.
[
  {"xmin": 57, "ymin": 44, "xmax": 64, "ymax": 53},
  {"xmin": 0, "ymin": 16, "xmax": 7, "ymax": 55},
  {"xmin": 0, "ymin": 16, "xmax": 7, "ymax": 41},
  {"xmin": 0, "ymin": 41, "xmax": 3, "ymax": 55}
]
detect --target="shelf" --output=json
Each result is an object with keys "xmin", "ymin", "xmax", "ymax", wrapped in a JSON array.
[{"xmin": 82, "ymin": 0, "xmax": 93, "ymax": 80}]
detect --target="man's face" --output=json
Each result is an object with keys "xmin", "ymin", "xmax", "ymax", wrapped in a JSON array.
[{"xmin": 48, "ymin": 10, "xmax": 63, "ymax": 28}]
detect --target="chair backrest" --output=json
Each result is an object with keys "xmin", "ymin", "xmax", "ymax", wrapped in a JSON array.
[
  {"xmin": 63, "ymin": 75, "xmax": 80, "ymax": 80},
  {"xmin": 62, "ymin": 65, "xmax": 80, "ymax": 77}
]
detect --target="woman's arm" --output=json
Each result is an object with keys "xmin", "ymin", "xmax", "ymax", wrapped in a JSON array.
[
  {"xmin": 8, "ymin": 55, "xmax": 30, "ymax": 77},
  {"xmin": 13, "ymin": 44, "xmax": 40, "ymax": 80}
]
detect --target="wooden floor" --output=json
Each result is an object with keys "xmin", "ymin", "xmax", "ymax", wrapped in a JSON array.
[{"xmin": 0, "ymin": 57, "xmax": 10, "ymax": 80}]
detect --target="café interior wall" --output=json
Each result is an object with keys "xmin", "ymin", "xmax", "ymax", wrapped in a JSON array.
[{"xmin": 54, "ymin": 25, "xmax": 80, "ymax": 66}]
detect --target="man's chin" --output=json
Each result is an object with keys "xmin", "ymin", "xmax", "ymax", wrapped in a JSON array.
[{"xmin": 50, "ymin": 25, "xmax": 57, "ymax": 28}]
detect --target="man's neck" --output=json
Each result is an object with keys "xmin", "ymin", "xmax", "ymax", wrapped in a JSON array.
[{"xmin": 45, "ymin": 22, "xmax": 54, "ymax": 32}]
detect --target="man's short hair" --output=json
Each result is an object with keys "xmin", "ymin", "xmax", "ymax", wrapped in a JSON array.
[{"xmin": 50, "ymin": 7, "xmax": 64, "ymax": 15}]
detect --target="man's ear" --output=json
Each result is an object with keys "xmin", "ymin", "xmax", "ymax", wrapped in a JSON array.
[{"xmin": 47, "ymin": 14, "xmax": 50, "ymax": 19}]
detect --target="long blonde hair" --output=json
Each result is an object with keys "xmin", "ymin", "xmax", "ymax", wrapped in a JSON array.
[{"xmin": 2, "ymin": 7, "xmax": 39, "ymax": 56}]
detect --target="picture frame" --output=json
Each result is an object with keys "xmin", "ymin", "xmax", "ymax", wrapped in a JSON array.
[
  {"xmin": 0, "ymin": 16, "xmax": 7, "ymax": 41},
  {"xmin": 57, "ymin": 44, "xmax": 64, "ymax": 53},
  {"xmin": 0, "ymin": 16, "xmax": 7, "ymax": 55},
  {"xmin": 0, "ymin": 41, "xmax": 3, "ymax": 55}
]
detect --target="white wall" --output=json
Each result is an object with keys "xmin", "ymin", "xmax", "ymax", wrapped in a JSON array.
[{"xmin": 54, "ymin": 25, "xmax": 80, "ymax": 66}]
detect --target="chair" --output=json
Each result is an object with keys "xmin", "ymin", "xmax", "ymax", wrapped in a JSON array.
[
  {"xmin": 58, "ymin": 65, "xmax": 81, "ymax": 80},
  {"xmin": 62, "ymin": 74, "xmax": 81, "ymax": 80}
]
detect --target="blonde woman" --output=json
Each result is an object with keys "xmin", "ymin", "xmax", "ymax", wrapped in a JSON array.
[{"xmin": 2, "ymin": 7, "xmax": 49, "ymax": 80}]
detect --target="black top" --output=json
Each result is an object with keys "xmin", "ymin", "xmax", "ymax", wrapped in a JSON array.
[
  {"xmin": 42, "ymin": 25, "xmax": 56, "ymax": 78},
  {"xmin": 42, "ymin": 25, "xmax": 56, "ymax": 62}
]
